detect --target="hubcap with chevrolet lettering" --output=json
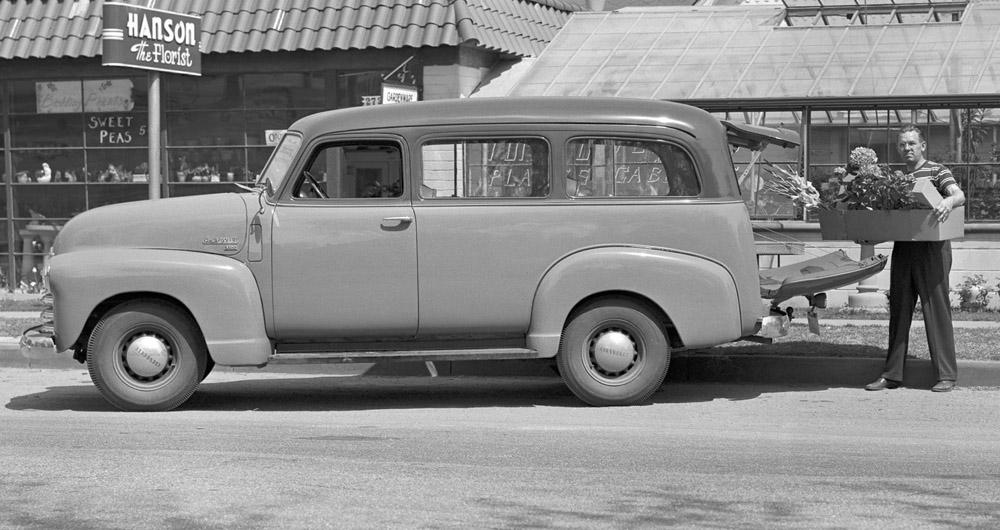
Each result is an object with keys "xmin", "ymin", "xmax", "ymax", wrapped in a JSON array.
[
  {"xmin": 124, "ymin": 333, "xmax": 172, "ymax": 380},
  {"xmin": 591, "ymin": 328, "xmax": 637, "ymax": 375},
  {"xmin": 584, "ymin": 320, "xmax": 645, "ymax": 385}
]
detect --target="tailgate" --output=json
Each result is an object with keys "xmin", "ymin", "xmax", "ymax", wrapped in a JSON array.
[{"xmin": 760, "ymin": 251, "xmax": 887, "ymax": 304}]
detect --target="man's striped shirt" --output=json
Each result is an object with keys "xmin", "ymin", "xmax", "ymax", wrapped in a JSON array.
[{"xmin": 908, "ymin": 160, "xmax": 957, "ymax": 194}]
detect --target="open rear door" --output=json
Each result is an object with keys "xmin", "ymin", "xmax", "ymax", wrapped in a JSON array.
[
  {"xmin": 759, "ymin": 251, "xmax": 888, "ymax": 304},
  {"xmin": 722, "ymin": 121, "xmax": 885, "ymax": 304},
  {"xmin": 723, "ymin": 121, "xmax": 800, "ymax": 150}
]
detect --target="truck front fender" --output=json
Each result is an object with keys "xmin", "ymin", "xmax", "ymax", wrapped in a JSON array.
[
  {"xmin": 527, "ymin": 246, "xmax": 745, "ymax": 357},
  {"xmin": 48, "ymin": 249, "xmax": 271, "ymax": 366}
]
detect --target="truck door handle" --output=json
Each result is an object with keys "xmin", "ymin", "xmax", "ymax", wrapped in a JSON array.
[{"xmin": 382, "ymin": 216, "xmax": 413, "ymax": 226}]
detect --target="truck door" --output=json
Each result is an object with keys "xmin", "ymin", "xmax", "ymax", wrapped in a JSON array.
[{"xmin": 270, "ymin": 139, "xmax": 418, "ymax": 339}]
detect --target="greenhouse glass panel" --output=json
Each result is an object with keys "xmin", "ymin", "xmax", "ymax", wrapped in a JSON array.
[
  {"xmin": 640, "ymin": 48, "xmax": 683, "ymax": 69},
  {"xmin": 545, "ymin": 83, "xmax": 587, "ymax": 97},
  {"xmin": 897, "ymin": 12, "xmax": 931, "ymax": 24},
  {"xmin": 924, "ymin": 109, "xmax": 953, "ymax": 162},
  {"xmin": 932, "ymin": 42, "xmax": 990, "ymax": 95},
  {"xmin": 586, "ymin": 32, "xmax": 629, "ymax": 50},
  {"xmin": 618, "ymin": 31, "xmax": 660, "ymax": 50},
  {"xmin": 550, "ymin": 32, "xmax": 590, "ymax": 50},
  {"xmin": 629, "ymin": 13, "xmax": 676, "ymax": 34},
  {"xmin": 821, "ymin": 0, "xmax": 860, "ymax": 7},
  {"xmin": 561, "ymin": 16, "xmax": 603, "ymax": 35},
  {"xmin": 653, "ymin": 80, "xmax": 699, "ymax": 100}
]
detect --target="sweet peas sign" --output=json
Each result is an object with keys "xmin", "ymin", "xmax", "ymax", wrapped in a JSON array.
[{"xmin": 102, "ymin": 2, "xmax": 201, "ymax": 76}]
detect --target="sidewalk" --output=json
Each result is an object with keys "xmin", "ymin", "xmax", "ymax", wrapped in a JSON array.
[{"xmin": 3, "ymin": 313, "xmax": 999, "ymax": 389}]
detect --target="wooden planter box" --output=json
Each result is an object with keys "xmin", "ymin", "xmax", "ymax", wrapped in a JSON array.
[{"xmin": 817, "ymin": 207, "xmax": 964, "ymax": 242}]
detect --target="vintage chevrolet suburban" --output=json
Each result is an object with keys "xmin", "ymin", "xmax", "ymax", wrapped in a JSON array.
[{"xmin": 22, "ymin": 97, "xmax": 885, "ymax": 411}]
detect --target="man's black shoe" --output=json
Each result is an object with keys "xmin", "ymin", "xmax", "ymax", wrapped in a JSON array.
[
  {"xmin": 865, "ymin": 377, "xmax": 900, "ymax": 391},
  {"xmin": 931, "ymin": 380, "xmax": 956, "ymax": 392}
]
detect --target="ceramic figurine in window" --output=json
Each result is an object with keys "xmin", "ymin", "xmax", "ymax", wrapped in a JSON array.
[
  {"xmin": 64, "ymin": 170, "xmax": 77, "ymax": 183},
  {"xmin": 38, "ymin": 163, "xmax": 52, "ymax": 183}
]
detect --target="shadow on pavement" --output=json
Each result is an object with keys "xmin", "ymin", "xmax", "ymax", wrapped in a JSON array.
[{"xmin": 5, "ymin": 374, "xmax": 836, "ymax": 412}]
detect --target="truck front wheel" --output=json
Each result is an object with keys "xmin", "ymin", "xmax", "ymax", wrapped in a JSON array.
[
  {"xmin": 558, "ymin": 299, "xmax": 670, "ymax": 406},
  {"xmin": 87, "ymin": 301, "xmax": 208, "ymax": 412}
]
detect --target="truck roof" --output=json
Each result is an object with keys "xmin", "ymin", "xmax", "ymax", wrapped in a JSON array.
[{"xmin": 288, "ymin": 97, "xmax": 721, "ymax": 139}]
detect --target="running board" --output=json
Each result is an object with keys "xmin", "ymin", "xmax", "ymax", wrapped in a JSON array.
[{"xmin": 269, "ymin": 348, "xmax": 542, "ymax": 365}]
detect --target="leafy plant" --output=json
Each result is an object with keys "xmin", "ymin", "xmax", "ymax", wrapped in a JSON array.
[
  {"xmin": 956, "ymin": 274, "xmax": 994, "ymax": 311},
  {"xmin": 834, "ymin": 147, "xmax": 918, "ymax": 210}
]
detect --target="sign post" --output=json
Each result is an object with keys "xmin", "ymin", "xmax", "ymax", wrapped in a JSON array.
[{"xmin": 102, "ymin": 2, "xmax": 202, "ymax": 200}]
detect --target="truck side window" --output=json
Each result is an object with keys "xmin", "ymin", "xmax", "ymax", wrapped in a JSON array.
[
  {"xmin": 292, "ymin": 141, "xmax": 403, "ymax": 199},
  {"xmin": 566, "ymin": 139, "xmax": 700, "ymax": 198},
  {"xmin": 420, "ymin": 138, "xmax": 550, "ymax": 198}
]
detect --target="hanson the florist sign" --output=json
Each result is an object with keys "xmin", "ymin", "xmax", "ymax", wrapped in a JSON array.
[{"xmin": 102, "ymin": 2, "xmax": 202, "ymax": 76}]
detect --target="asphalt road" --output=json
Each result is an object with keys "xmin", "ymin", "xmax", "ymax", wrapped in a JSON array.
[{"xmin": 3, "ymin": 369, "xmax": 1000, "ymax": 530}]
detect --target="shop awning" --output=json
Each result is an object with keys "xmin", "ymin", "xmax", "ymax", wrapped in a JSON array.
[
  {"xmin": 0, "ymin": 0, "xmax": 578, "ymax": 61},
  {"xmin": 478, "ymin": 2, "xmax": 1000, "ymax": 105}
]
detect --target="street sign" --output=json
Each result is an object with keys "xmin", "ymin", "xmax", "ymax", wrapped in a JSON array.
[{"xmin": 102, "ymin": 2, "xmax": 202, "ymax": 76}]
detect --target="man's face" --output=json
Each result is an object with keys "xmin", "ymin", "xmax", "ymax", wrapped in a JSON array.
[{"xmin": 897, "ymin": 131, "xmax": 925, "ymax": 165}]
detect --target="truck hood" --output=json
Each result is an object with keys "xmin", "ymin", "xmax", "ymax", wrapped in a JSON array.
[{"xmin": 53, "ymin": 193, "xmax": 252, "ymax": 257}]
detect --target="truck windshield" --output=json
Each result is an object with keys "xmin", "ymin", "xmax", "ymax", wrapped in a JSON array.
[{"xmin": 255, "ymin": 133, "xmax": 303, "ymax": 197}]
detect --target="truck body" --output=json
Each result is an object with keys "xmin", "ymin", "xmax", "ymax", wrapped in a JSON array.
[{"xmin": 22, "ymin": 97, "xmax": 884, "ymax": 410}]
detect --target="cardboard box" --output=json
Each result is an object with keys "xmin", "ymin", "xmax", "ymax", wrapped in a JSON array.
[
  {"xmin": 910, "ymin": 177, "xmax": 943, "ymax": 208},
  {"xmin": 817, "ymin": 209, "xmax": 847, "ymax": 240},
  {"xmin": 817, "ymin": 207, "xmax": 964, "ymax": 242}
]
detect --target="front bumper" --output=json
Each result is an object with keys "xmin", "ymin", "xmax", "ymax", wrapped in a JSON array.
[
  {"xmin": 19, "ymin": 291, "xmax": 58, "ymax": 359},
  {"xmin": 20, "ymin": 324, "xmax": 57, "ymax": 359}
]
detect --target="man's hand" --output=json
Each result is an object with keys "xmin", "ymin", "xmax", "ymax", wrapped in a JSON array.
[{"xmin": 934, "ymin": 196, "xmax": 956, "ymax": 222}]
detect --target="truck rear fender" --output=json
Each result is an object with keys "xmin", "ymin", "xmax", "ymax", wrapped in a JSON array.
[
  {"xmin": 48, "ymin": 249, "xmax": 271, "ymax": 366},
  {"xmin": 527, "ymin": 247, "xmax": 744, "ymax": 357}
]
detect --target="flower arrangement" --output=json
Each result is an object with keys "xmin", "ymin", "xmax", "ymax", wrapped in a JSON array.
[
  {"xmin": 831, "ymin": 147, "xmax": 918, "ymax": 210},
  {"xmin": 764, "ymin": 147, "xmax": 921, "ymax": 212}
]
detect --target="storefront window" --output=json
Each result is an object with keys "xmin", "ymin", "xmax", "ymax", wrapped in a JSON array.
[
  {"xmin": 245, "ymin": 72, "xmax": 328, "ymax": 110},
  {"xmin": 10, "ymin": 114, "xmax": 84, "ymax": 148},
  {"xmin": 168, "ymin": 147, "xmax": 247, "ymax": 183},
  {"xmin": 245, "ymin": 109, "xmax": 305, "ymax": 146},
  {"xmin": 337, "ymin": 70, "xmax": 390, "ymax": 107},
  {"xmin": 167, "ymin": 111, "xmax": 246, "ymax": 146},
  {"xmin": 166, "ymin": 74, "xmax": 243, "ymax": 111},
  {"xmin": 85, "ymin": 148, "xmax": 148, "ymax": 183},
  {"xmin": 10, "ymin": 149, "xmax": 85, "ymax": 189}
]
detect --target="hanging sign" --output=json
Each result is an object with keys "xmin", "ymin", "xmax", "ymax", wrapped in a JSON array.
[
  {"xmin": 381, "ymin": 84, "xmax": 418, "ymax": 105},
  {"xmin": 102, "ymin": 2, "xmax": 202, "ymax": 76}
]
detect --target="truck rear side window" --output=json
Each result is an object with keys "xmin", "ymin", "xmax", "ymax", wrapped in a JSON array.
[
  {"xmin": 566, "ymin": 139, "xmax": 700, "ymax": 198},
  {"xmin": 420, "ymin": 139, "xmax": 550, "ymax": 198}
]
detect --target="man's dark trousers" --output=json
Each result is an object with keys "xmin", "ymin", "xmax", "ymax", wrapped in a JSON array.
[{"xmin": 883, "ymin": 240, "xmax": 958, "ymax": 382}]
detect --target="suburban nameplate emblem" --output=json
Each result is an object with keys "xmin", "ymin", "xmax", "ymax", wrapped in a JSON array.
[
  {"xmin": 203, "ymin": 237, "xmax": 239, "ymax": 251},
  {"xmin": 203, "ymin": 237, "xmax": 238, "ymax": 245}
]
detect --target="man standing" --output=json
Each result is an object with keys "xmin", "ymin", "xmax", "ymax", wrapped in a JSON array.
[{"xmin": 866, "ymin": 124, "xmax": 966, "ymax": 392}]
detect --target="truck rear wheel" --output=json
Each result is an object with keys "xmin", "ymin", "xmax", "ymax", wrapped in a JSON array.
[
  {"xmin": 557, "ymin": 299, "xmax": 670, "ymax": 406},
  {"xmin": 87, "ymin": 301, "xmax": 207, "ymax": 412}
]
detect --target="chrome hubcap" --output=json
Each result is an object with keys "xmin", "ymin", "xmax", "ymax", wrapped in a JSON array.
[
  {"xmin": 123, "ymin": 333, "xmax": 172, "ymax": 380},
  {"xmin": 590, "ymin": 328, "xmax": 638, "ymax": 376}
]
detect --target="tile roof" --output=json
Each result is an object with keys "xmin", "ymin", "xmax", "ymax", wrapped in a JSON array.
[{"xmin": 0, "ymin": 0, "xmax": 576, "ymax": 61}]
